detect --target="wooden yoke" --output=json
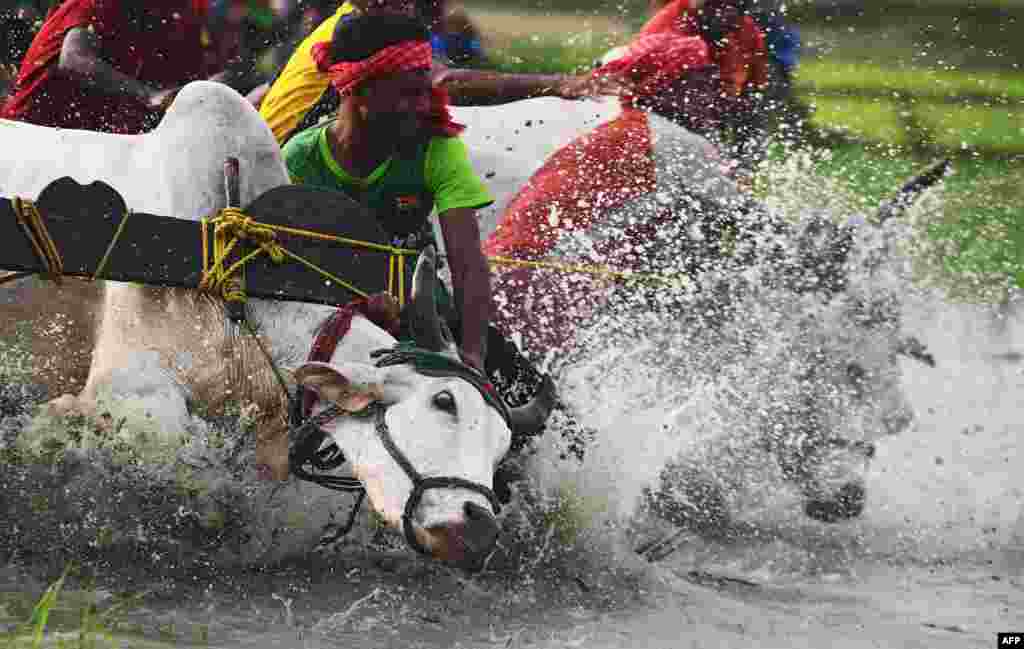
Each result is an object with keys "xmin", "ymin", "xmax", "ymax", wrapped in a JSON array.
[{"xmin": 1, "ymin": 172, "xmax": 397, "ymax": 308}]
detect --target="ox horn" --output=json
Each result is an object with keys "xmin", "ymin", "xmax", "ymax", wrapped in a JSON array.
[
  {"xmin": 875, "ymin": 158, "xmax": 951, "ymax": 225},
  {"xmin": 408, "ymin": 246, "xmax": 458, "ymax": 356},
  {"xmin": 507, "ymin": 375, "xmax": 558, "ymax": 438}
]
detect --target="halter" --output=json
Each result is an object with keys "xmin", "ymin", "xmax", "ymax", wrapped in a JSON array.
[{"xmin": 289, "ymin": 344, "xmax": 506, "ymax": 555}]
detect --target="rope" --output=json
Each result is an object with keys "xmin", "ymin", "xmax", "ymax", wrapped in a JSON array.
[
  {"xmin": 11, "ymin": 198, "xmax": 62, "ymax": 283},
  {"xmin": 198, "ymin": 206, "xmax": 418, "ymax": 305},
  {"xmin": 92, "ymin": 209, "xmax": 132, "ymax": 281},
  {"xmin": 485, "ymin": 254, "xmax": 689, "ymax": 288},
  {"xmin": 4, "ymin": 198, "xmax": 689, "ymax": 299},
  {"xmin": 196, "ymin": 206, "xmax": 690, "ymax": 308}
]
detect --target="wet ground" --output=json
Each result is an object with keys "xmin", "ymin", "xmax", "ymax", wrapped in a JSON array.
[{"xmin": 3, "ymin": 293, "xmax": 1023, "ymax": 648}]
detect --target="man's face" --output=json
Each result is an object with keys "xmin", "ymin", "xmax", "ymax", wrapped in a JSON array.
[
  {"xmin": 357, "ymin": 69, "xmax": 432, "ymax": 141},
  {"xmin": 696, "ymin": 0, "xmax": 743, "ymax": 42}
]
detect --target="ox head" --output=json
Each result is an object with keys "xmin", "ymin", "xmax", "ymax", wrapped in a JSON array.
[
  {"xmin": 654, "ymin": 162, "xmax": 947, "ymax": 524},
  {"xmin": 293, "ymin": 248, "xmax": 550, "ymax": 566},
  {"xmin": 750, "ymin": 164, "xmax": 949, "ymax": 521}
]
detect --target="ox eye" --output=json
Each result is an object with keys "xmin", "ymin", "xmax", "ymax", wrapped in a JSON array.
[{"xmin": 432, "ymin": 390, "xmax": 457, "ymax": 414}]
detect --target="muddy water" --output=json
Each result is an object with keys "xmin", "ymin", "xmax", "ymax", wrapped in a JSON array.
[{"xmin": 3, "ymin": 292, "xmax": 1023, "ymax": 648}]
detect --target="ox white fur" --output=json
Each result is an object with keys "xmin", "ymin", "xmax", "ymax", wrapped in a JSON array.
[
  {"xmin": 453, "ymin": 97, "xmax": 623, "ymax": 237},
  {"xmin": 1, "ymin": 81, "xmax": 304, "ymax": 440}
]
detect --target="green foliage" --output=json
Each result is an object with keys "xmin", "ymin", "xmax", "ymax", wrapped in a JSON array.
[
  {"xmin": 484, "ymin": 34, "xmax": 613, "ymax": 75},
  {"xmin": 799, "ymin": 143, "xmax": 1023, "ymax": 298},
  {"xmin": 797, "ymin": 60, "xmax": 1024, "ymax": 101},
  {"xmin": 1, "ymin": 566, "xmax": 150, "ymax": 649},
  {"xmin": 0, "ymin": 321, "xmax": 35, "ymax": 384},
  {"xmin": 807, "ymin": 96, "xmax": 910, "ymax": 145}
]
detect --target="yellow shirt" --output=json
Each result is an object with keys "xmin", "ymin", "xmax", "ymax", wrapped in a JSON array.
[{"xmin": 259, "ymin": 3, "xmax": 356, "ymax": 144}]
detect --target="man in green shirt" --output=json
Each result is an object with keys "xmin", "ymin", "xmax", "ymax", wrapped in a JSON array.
[
  {"xmin": 282, "ymin": 13, "xmax": 493, "ymax": 373},
  {"xmin": 278, "ymin": 15, "xmax": 556, "ymax": 497}
]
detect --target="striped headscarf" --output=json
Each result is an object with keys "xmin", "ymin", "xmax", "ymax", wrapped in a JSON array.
[{"xmin": 311, "ymin": 38, "xmax": 464, "ymax": 137}]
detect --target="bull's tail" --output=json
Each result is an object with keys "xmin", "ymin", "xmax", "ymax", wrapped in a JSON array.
[{"xmin": 875, "ymin": 158, "xmax": 952, "ymax": 225}]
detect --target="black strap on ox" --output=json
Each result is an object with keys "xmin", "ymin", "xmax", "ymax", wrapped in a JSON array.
[{"xmin": 288, "ymin": 344, "xmax": 508, "ymax": 555}]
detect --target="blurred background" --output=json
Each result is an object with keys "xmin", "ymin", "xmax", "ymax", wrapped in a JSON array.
[{"xmin": 2, "ymin": 1, "xmax": 1020, "ymax": 157}]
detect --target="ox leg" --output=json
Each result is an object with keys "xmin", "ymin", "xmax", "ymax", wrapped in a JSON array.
[
  {"xmin": 774, "ymin": 433, "xmax": 873, "ymax": 523},
  {"xmin": 60, "ymin": 284, "xmax": 198, "ymax": 448},
  {"xmin": 642, "ymin": 460, "xmax": 731, "ymax": 534},
  {"xmin": 254, "ymin": 414, "xmax": 291, "ymax": 481}
]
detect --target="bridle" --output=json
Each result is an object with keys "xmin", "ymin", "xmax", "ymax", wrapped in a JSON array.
[{"xmin": 288, "ymin": 344, "xmax": 507, "ymax": 555}]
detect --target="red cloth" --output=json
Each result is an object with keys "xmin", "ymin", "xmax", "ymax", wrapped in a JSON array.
[
  {"xmin": 484, "ymin": 108, "xmax": 658, "ymax": 353},
  {"xmin": 594, "ymin": 32, "xmax": 710, "ymax": 106},
  {"xmin": 638, "ymin": 0, "xmax": 768, "ymax": 96},
  {"xmin": 310, "ymin": 39, "xmax": 465, "ymax": 138},
  {"xmin": 485, "ymin": 107, "xmax": 656, "ymax": 261},
  {"xmin": 1, "ymin": 0, "xmax": 216, "ymax": 133},
  {"xmin": 301, "ymin": 295, "xmax": 401, "ymax": 419}
]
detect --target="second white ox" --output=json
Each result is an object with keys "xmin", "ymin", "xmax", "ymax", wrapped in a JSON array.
[{"xmin": 1, "ymin": 81, "xmax": 529, "ymax": 565}]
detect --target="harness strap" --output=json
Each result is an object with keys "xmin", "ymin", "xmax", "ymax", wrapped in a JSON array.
[
  {"xmin": 288, "ymin": 403, "xmax": 363, "ymax": 491},
  {"xmin": 289, "ymin": 345, "xmax": 507, "ymax": 556},
  {"xmin": 370, "ymin": 345, "xmax": 511, "ymax": 426},
  {"xmin": 369, "ymin": 404, "xmax": 502, "ymax": 555}
]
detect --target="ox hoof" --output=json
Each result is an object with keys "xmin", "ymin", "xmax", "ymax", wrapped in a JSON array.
[
  {"xmin": 804, "ymin": 480, "xmax": 866, "ymax": 523},
  {"xmin": 644, "ymin": 465, "xmax": 730, "ymax": 533}
]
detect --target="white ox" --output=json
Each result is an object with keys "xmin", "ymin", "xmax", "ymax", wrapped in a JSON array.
[
  {"xmin": 1, "ymin": 81, "xmax": 530, "ymax": 566},
  {"xmin": 449, "ymin": 96, "xmax": 928, "ymax": 528}
]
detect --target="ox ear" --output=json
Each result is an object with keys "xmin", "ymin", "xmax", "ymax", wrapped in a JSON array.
[{"xmin": 293, "ymin": 361, "xmax": 387, "ymax": 413}]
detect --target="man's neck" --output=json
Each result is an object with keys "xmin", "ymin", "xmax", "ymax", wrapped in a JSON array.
[{"xmin": 327, "ymin": 118, "xmax": 398, "ymax": 179}]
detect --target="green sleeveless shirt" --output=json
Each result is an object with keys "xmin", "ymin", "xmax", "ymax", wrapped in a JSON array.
[{"xmin": 282, "ymin": 123, "xmax": 493, "ymax": 247}]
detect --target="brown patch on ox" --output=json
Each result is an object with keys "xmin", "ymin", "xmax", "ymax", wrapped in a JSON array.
[
  {"xmin": 0, "ymin": 276, "xmax": 101, "ymax": 397},
  {"xmin": 168, "ymin": 293, "xmax": 293, "ymax": 481}
]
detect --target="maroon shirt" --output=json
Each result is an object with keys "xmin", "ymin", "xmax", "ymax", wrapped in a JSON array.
[{"xmin": 1, "ymin": 0, "xmax": 214, "ymax": 134}]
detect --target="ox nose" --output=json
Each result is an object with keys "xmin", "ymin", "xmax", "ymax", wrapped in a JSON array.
[
  {"xmin": 425, "ymin": 501, "xmax": 500, "ymax": 567},
  {"xmin": 462, "ymin": 501, "xmax": 501, "ymax": 552}
]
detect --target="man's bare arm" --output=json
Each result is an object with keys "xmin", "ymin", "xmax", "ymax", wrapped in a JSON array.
[
  {"xmin": 438, "ymin": 208, "xmax": 491, "ymax": 371},
  {"xmin": 435, "ymin": 65, "xmax": 630, "ymax": 106},
  {"xmin": 58, "ymin": 27, "xmax": 157, "ymax": 103}
]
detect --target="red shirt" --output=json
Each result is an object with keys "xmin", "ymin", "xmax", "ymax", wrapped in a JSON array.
[{"xmin": 1, "ymin": 0, "xmax": 214, "ymax": 133}]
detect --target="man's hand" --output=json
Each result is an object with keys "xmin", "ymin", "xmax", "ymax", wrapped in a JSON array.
[{"xmin": 555, "ymin": 71, "xmax": 634, "ymax": 100}]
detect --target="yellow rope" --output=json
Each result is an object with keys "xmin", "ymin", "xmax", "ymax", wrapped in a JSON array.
[
  {"xmin": 196, "ymin": 206, "xmax": 689, "ymax": 307},
  {"xmin": 198, "ymin": 206, "xmax": 394, "ymax": 304},
  {"xmin": 485, "ymin": 255, "xmax": 688, "ymax": 288},
  {"xmin": 11, "ymin": 198, "xmax": 62, "ymax": 283},
  {"xmin": 2, "ymin": 195, "xmax": 687, "ymax": 304},
  {"xmin": 92, "ymin": 209, "xmax": 132, "ymax": 281}
]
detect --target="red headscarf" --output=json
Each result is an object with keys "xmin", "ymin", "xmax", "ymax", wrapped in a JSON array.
[
  {"xmin": 310, "ymin": 39, "xmax": 464, "ymax": 137},
  {"xmin": 639, "ymin": 0, "xmax": 768, "ymax": 96}
]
